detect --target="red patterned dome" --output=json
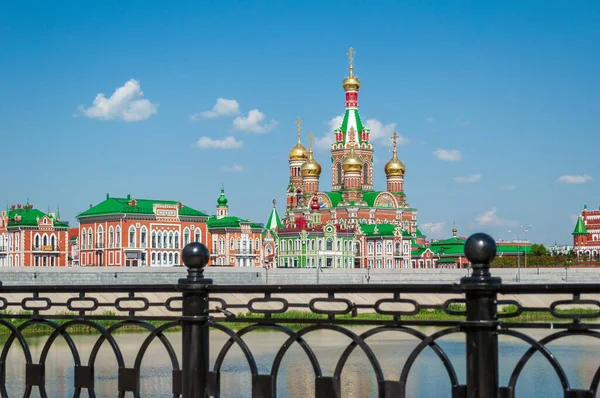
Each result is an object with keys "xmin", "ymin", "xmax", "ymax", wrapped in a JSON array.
[{"xmin": 310, "ymin": 195, "xmax": 320, "ymax": 211}]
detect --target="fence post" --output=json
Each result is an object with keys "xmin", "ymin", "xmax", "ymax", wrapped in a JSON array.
[
  {"xmin": 461, "ymin": 233, "xmax": 501, "ymax": 398},
  {"xmin": 179, "ymin": 242, "xmax": 212, "ymax": 398}
]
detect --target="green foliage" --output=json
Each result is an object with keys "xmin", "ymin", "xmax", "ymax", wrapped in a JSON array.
[{"xmin": 530, "ymin": 244, "xmax": 548, "ymax": 256}]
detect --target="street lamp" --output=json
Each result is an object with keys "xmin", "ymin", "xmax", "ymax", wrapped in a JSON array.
[
  {"xmin": 263, "ymin": 262, "xmax": 269, "ymax": 285},
  {"xmin": 365, "ymin": 264, "xmax": 372, "ymax": 284},
  {"xmin": 508, "ymin": 225, "xmax": 531, "ymax": 283}
]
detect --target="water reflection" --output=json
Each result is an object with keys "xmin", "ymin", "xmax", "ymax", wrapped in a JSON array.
[{"xmin": 2, "ymin": 327, "xmax": 599, "ymax": 397}]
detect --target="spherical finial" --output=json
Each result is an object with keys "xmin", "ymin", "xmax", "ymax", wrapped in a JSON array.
[
  {"xmin": 464, "ymin": 233, "xmax": 496, "ymax": 266},
  {"xmin": 182, "ymin": 242, "xmax": 210, "ymax": 269}
]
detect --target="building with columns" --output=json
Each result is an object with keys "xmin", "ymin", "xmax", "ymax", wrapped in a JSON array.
[
  {"xmin": 0, "ymin": 202, "xmax": 69, "ymax": 267},
  {"xmin": 274, "ymin": 47, "xmax": 419, "ymax": 268},
  {"xmin": 77, "ymin": 194, "xmax": 209, "ymax": 266},
  {"xmin": 207, "ymin": 188, "xmax": 264, "ymax": 267}
]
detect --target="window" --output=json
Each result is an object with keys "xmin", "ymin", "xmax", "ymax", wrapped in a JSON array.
[
  {"xmin": 51, "ymin": 257, "xmax": 55, "ymax": 267},
  {"xmin": 168, "ymin": 253, "xmax": 173, "ymax": 265},
  {"xmin": 387, "ymin": 242, "xmax": 392, "ymax": 253},
  {"xmin": 15, "ymin": 234, "xmax": 19, "ymax": 250},
  {"xmin": 376, "ymin": 242, "xmax": 382, "ymax": 254},
  {"xmin": 168, "ymin": 232, "xmax": 174, "ymax": 248},
  {"xmin": 42, "ymin": 235, "xmax": 48, "ymax": 246},
  {"xmin": 141, "ymin": 227, "xmax": 147, "ymax": 248},
  {"xmin": 363, "ymin": 163, "xmax": 369, "ymax": 185},
  {"xmin": 115, "ymin": 227, "xmax": 121, "ymax": 248},
  {"xmin": 151, "ymin": 231, "xmax": 156, "ymax": 248},
  {"xmin": 368, "ymin": 243, "xmax": 374, "ymax": 254},
  {"xmin": 336, "ymin": 162, "xmax": 342, "ymax": 185},
  {"xmin": 109, "ymin": 227, "xmax": 114, "ymax": 248},
  {"xmin": 151, "ymin": 253, "xmax": 156, "ymax": 265},
  {"xmin": 174, "ymin": 232, "xmax": 180, "ymax": 248},
  {"xmin": 318, "ymin": 240, "xmax": 323, "ymax": 251},
  {"xmin": 88, "ymin": 228, "xmax": 93, "ymax": 249},
  {"xmin": 230, "ymin": 238, "xmax": 234, "ymax": 250},
  {"xmin": 35, "ymin": 234, "xmax": 40, "ymax": 249},
  {"xmin": 255, "ymin": 239, "xmax": 259, "ymax": 251},
  {"xmin": 163, "ymin": 253, "xmax": 167, "ymax": 264},
  {"xmin": 35, "ymin": 256, "xmax": 39, "ymax": 267},
  {"xmin": 174, "ymin": 253, "xmax": 179, "ymax": 265},
  {"xmin": 97, "ymin": 226, "xmax": 103, "ymax": 248},
  {"xmin": 162, "ymin": 232, "xmax": 167, "ymax": 248},
  {"xmin": 51, "ymin": 235, "xmax": 56, "ymax": 250},
  {"xmin": 184, "ymin": 229, "xmax": 190, "ymax": 246},
  {"xmin": 42, "ymin": 256, "xmax": 46, "ymax": 267},
  {"xmin": 337, "ymin": 241, "xmax": 341, "ymax": 251},
  {"xmin": 195, "ymin": 228, "xmax": 201, "ymax": 243},
  {"xmin": 129, "ymin": 226, "xmax": 136, "ymax": 248},
  {"xmin": 157, "ymin": 232, "xmax": 162, "ymax": 248},
  {"xmin": 326, "ymin": 239, "xmax": 332, "ymax": 251},
  {"xmin": 280, "ymin": 241, "xmax": 285, "ymax": 251}
]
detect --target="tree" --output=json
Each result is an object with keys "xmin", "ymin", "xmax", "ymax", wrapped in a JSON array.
[{"xmin": 530, "ymin": 244, "xmax": 548, "ymax": 256}]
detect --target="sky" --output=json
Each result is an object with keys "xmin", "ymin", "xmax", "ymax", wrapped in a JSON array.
[{"xmin": 1, "ymin": 1, "xmax": 599, "ymax": 245}]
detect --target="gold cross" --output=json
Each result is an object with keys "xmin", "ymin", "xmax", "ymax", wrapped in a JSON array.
[
  {"xmin": 391, "ymin": 131, "xmax": 399, "ymax": 147},
  {"xmin": 308, "ymin": 132, "xmax": 313, "ymax": 149},
  {"xmin": 296, "ymin": 117, "xmax": 302, "ymax": 135},
  {"xmin": 347, "ymin": 47, "xmax": 355, "ymax": 76}
]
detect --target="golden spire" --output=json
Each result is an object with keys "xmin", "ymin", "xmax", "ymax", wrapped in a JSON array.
[
  {"xmin": 384, "ymin": 131, "xmax": 406, "ymax": 177},
  {"xmin": 347, "ymin": 47, "xmax": 355, "ymax": 77},
  {"xmin": 296, "ymin": 117, "xmax": 302, "ymax": 143},
  {"xmin": 342, "ymin": 47, "xmax": 361, "ymax": 91},
  {"xmin": 289, "ymin": 117, "xmax": 308, "ymax": 161},
  {"xmin": 308, "ymin": 131, "xmax": 313, "ymax": 151}
]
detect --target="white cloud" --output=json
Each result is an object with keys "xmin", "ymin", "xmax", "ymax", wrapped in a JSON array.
[
  {"xmin": 77, "ymin": 79, "xmax": 158, "ymax": 122},
  {"xmin": 220, "ymin": 163, "xmax": 244, "ymax": 172},
  {"xmin": 191, "ymin": 98, "xmax": 240, "ymax": 120},
  {"xmin": 433, "ymin": 149, "xmax": 462, "ymax": 161},
  {"xmin": 313, "ymin": 115, "xmax": 407, "ymax": 151},
  {"xmin": 474, "ymin": 207, "xmax": 517, "ymax": 227},
  {"xmin": 233, "ymin": 109, "xmax": 278, "ymax": 133},
  {"xmin": 457, "ymin": 119, "xmax": 472, "ymax": 126},
  {"xmin": 500, "ymin": 185, "xmax": 517, "ymax": 191},
  {"xmin": 421, "ymin": 222, "xmax": 446, "ymax": 237},
  {"xmin": 454, "ymin": 174, "xmax": 482, "ymax": 183},
  {"xmin": 425, "ymin": 116, "xmax": 434, "ymax": 123},
  {"xmin": 195, "ymin": 136, "xmax": 243, "ymax": 149},
  {"xmin": 557, "ymin": 174, "xmax": 592, "ymax": 184}
]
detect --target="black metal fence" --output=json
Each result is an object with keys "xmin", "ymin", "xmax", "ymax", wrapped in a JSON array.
[{"xmin": 0, "ymin": 233, "xmax": 599, "ymax": 397}]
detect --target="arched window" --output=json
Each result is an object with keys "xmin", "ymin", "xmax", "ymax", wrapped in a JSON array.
[
  {"xmin": 97, "ymin": 226, "xmax": 103, "ymax": 248},
  {"xmin": 42, "ymin": 234, "xmax": 48, "ymax": 246},
  {"xmin": 109, "ymin": 227, "xmax": 114, "ymax": 248},
  {"xmin": 376, "ymin": 242, "xmax": 382, "ymax": 254},
  {"xmin": 336, "ymin": 240, "xmax": 341, "ymax": 251},
  {"xmin": 184, "ymin": 228, "xmax": 190, "ymax": 246},
  {"xmin": 140, "ymin": 227, "xmax": 147, "ymax": 248},
  {"xmin": 174, "ymin": 231, "xmax": 180, "ymax": 248},
  {"xmin": 255, "ymin": 239, "xmax": 259, "ymax": 251},
  {"xmin": 115, "ymin": 227, "xmax": 121, "ymax": 248},
  {"xmin": 336, "ymin": 162, "xmax": 342, "ymax": 185},
  {"xmin": 51, "ymin": 235, "xmax": 56, "ymax": 250},
  {"xmin": 157, "ymin": 231, "xmax": 162, "ymax": 248},
  {"xmin": 151, "ymin": 231, "xmax": 156, "ymax": 248},
  {"xmin": 88, "ymin": 228, "xmax": 93, "ymax": 249},
  {"xmin": 168, "ymin": 231, "xmax": 174, "ymax": 248},
  {"xmin": 35, "ymin": 234, "xmax": 40, "ymax": 249},
  {"xmin": 326, "ymin": 239, "xmax": 333, "ymax": 251},
  {"xmin": 151, "ymin": 253, "xmax": 156, "ymax": 265},
  {"xmin": 168, "ymin": 253, "xmax": 173, "ymax": 264},
  {"xmin": 15, "ymin": 255, "xmax": 19, "ymax": 267},
  {"xmin": 81, "ymin": 230, "xmax": 86, "ymax": 250},
  {"xmin": 195, "ymin": 228, "xmax": 201, "ymax": 243},
  {"xmin": 128, "ymin": 226, "xmax": 136, "ymax": 248},
  {"xmin": 162, "ymin": 232, "xmax": 167, "ymax": 248},
  {"xmin": 363, "ymin": 163, "xmax": 370, "ymax": 185},
  {"xmin": 318, "ymin": 240, "xmax": 323, "ymax": 251},
  {"xmin": 230, "ymin": 238, "xmax": 234, "ymax": 250},
  {"xmin": 174, "ymin": 253, "xmax": 179, "ymax": 265},
  {"xmin": 280, "ymin": 241, "xmax": 285, "ymax": 251},
  {"xmin": 162, "ymin": 253, "xmax": 167, "ymax": 264}
]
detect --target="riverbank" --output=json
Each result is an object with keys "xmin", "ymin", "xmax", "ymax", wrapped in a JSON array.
[{"xmin": 0, "ymin": 306, "xmax": 595, "ymax": 339}]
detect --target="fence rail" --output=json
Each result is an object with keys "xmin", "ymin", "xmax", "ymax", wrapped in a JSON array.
[{"xmin": 0, "ymin": 233, "xmax": 599, "ymax": 397}]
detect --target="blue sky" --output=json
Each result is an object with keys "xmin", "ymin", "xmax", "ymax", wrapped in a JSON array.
[{"xmin": 1, "ymin": 1, "xmax": 599, "ymax": 245}]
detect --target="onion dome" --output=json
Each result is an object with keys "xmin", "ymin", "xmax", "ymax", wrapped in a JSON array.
[
  {"xmin": 342, "ymin": 47, "xmax": 361, "ymax": 91},
  {"xmin": 300, "ymin": 132, "xmax": 322, "ymax": 177},
  {"xmin": 289, "ymin": 117, "xmax": 309, "ymax": 161},
  {"xmin": 384, "ymin": 132, "xmax": 406, "ymax": 177},
  {"xmin": 217, "ymin": 188, "xmax": 228, "ymax": 206},
  {"xmin": 310, "ymin": 195, "xmax": 321, "ymax": 211},
  {"xmin": 342, "ymin": 145, "xmax": 363, "ymax": 172}
]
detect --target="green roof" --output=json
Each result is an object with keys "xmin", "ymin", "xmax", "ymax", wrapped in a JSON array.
[
  {"xmin": 437, "ymin": 258, "xmax": 457, "ymax": 264},
  {"xmin": 415, "ymin": 228, "xmax": 424, "ymax": 237},
  {"xmin": 360, "ymin": 223, "xmax": 396, "ymax": 236},
  {"xmin": 265, "ymin": 205, "xmax": 282, "ymax": 231},
  {"xmin": 429, "ymin": 237, "xmax": 467, "ymax": 256},
  {"xmin": 77, "ymin": 196, "xmax": 208, "ymax": 218},
  {"xmin": 362, "ymin": 191, "xmax": 380, "ymax": 207},
  {"xmin": 496, "ymin": 245, "xmax": 532, "ymax": 254},
  {"xmin": 324, "ymin": 192, "xmax": 343, "ymax": 207},
  {"xmin": 572, "ymin": 217, "xmax": 588, "ymax": 235},
  {"xmin": 207, "ymin": 216, "xmax": 263, "ymax": 230},
  {"xmin": 216, "ymin": 188, "xmax": 228, "ymax": 206},
  {"xmin": 7, "ymin": 207, "xmax": 69, "ymax": 229},
  {"xmin": 340, "ymin": 109, "xmax": 365, "ymax": 138}
]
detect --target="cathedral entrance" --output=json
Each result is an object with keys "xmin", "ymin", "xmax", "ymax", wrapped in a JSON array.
[{"xmin": 326, "ymin": 257, "xmax": 332, "ymax": 267}]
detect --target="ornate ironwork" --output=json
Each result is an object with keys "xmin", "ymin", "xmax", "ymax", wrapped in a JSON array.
[{"xmin": 0, "ymin": 233, "xmax": 598, "ymax": 397}]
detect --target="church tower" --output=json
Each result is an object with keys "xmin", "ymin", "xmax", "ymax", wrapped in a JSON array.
[
  {"xmin": 287, "ymin": 117, "xmax": 309, "ymax": 210},
  {"xmin": 331, "ymin": 47, "xmax": 374, "ymax": 192},
  {"xmin": 300, "ymin": 132, "xmax": 322, "ymax": 196},
  {"xmin": 384, "ymin": 132, "xmax": 406, "ymax": 194},
  {"xmin": 216, "ymin": 188, "xmax": 229, "ymax": 219}
]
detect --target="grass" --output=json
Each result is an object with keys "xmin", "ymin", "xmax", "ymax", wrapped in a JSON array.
[{"xmin": 0, "ymin": 304, "xmax": 596, "ymax": 339}]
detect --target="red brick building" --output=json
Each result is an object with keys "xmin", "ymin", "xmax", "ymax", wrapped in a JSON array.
[
  {"xmin": 0, "ymin": 202, "xmax": 69, "ymax": 266},
  {"xmin": 572, "ymin": 204, "xmax": 600, "ymax": 258},
  {"xmin": 77, "ymin": 194, "xmax": 209, "ymax": 266}
]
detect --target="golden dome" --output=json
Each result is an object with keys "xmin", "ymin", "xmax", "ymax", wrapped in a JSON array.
[
  {"xmin": 385, "ymin": 132, "xmax": 406, "ymax": 177},
  {"xmin": 300, "ymin": 149, "xmax": 321, "ymax": 177},
  {"xmin": 289, "ymin": 142, "xmax": 309, "ymax": 161},
  {"xmin": 342, "ymin": 145, "xmax": 363, "ymax": 172},
  {"xmin": 342, "ymin": 75, "xmax": 361, "ymax": 91},
  {"xmin": 289, "ymin": 117, "xmax": 309, "ymax": 161},
  {"xmin": 384, "ymin": 148, "xmax": 406, "ymax": 176}
]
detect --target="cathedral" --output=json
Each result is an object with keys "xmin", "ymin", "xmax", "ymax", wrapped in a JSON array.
[{"xmin": 264, "ymin": 48, "xmax": 426, "ymax": 269}]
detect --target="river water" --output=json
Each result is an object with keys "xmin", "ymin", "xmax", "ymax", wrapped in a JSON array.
[{"xmin": 3, "ymin": 327, "xmax": 599, "ymax": 397}]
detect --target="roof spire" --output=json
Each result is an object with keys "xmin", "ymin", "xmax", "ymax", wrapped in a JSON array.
[
  {"xmin": 347, "ymin": 47, "xmax": 355, "ymax": 77},
  {"xmin": 308, "ymin": 131, "xmax": 313, "ymax": 152},
  {"xmin": 56, "ymin": 204, "xmax": 61, "ymax": 220},
  {"xmin": 272, "ymin": 199, "xmax": 277, "ymax": 208},
  {"xmin": 296, "ymin": 117, "xmax": 302, "ymax": 143}
]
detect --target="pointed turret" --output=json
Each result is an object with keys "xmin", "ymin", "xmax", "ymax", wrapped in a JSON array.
[
  {"xmin": 572, "ymin": 216, "xmax": 588, "ymax": 235},
  {"xmin": 265, "ymin": 199, "xmax": 282, "ymax": 231}
]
